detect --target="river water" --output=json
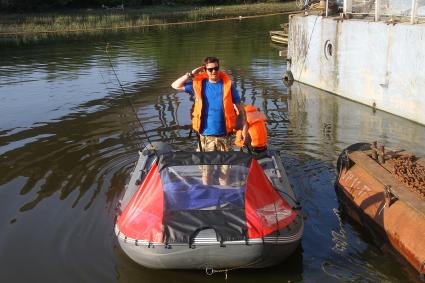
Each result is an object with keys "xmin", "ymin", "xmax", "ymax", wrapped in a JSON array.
[{"xmin": 1, "ymin": 15, "xmax": 424, "ymax": 283}]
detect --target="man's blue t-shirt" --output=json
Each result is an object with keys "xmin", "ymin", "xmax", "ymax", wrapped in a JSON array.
[{"xmin": 184, "ymin": 80, "xmax": 240, "ymax": 136}]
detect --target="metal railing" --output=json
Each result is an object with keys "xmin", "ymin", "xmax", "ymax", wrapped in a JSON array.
[{"xmin": 343, "ymin": 0, "xmax": 424, "ymax": 24}]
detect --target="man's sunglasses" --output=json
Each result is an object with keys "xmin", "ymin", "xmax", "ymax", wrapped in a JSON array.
[{"xmin": 206, "ymin": 66, "xmax": 219, "ymax": 72}]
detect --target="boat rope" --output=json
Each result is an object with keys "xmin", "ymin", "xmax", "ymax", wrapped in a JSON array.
[
  {"xmin": 377, "ymin": 201, "xmax": 386, "ymax": 215},
  {"xmin": 205, "ymin": 258, "xmax": 264, "ymax": 281},
  {"xmin": 0, "ymin": 10, "xmax": 301, "ymax": 37},
  {"xmin": 104, "ymin": 43, "xmax": 154, "ymax": 150},
  {"xmin": 292, "ymin": 12, "xmax": 319, "ymax": 98},
  {"xmin": 97, "ymin": 60, "xmax": 144, "ymax": 150},
  {"xmin": 273, "ymin": 200, "xmax": 281, "ymax": 241},
  {"xmin": 297, "ymin": 15, "xmax": 319, "ymax": 82},
  {"xmin": 278, "ymin": 189, "xmax": 301, "ymax": 209}
]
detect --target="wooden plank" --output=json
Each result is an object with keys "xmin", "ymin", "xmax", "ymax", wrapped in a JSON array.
[
  {"xmin": 343, "ymin": 0, "xmax": 353, "ymax": 14},
  {"xmin": 375, "ymin": 0, "xmax": 381, "ymax": 21},
  {"xmin": 411, "ymin": 0, "xmax": 418, "ymax": 24},
  {"xmin": 271, "ymin": 35, "xmax": 288, "ymax": 44},
  {"xmin": 269, "ymin": 30, "xmax": 287, "ymax": 36},
  {"xmin": 350, "ymin": 151, "xmax": 425, "ymax": 216}
]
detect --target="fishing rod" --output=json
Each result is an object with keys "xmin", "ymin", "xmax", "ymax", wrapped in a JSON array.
[{"xmin": 105, "ymin": 43, "xmax": 154, "ymax": 150}]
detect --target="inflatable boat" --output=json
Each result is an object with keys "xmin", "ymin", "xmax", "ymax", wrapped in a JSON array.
[{"xmin": 115, "ymin": 142, "xmax": 303, "ymax": 269}]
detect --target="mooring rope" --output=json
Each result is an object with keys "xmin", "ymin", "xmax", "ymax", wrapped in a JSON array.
[
  {"xmin": 0, "ymin": 10, "xmax": 301, "ymax": 37},
  {"xmin": 296, "ymin": 14, "xmax": 319, "ymax": 82},
  {"xmin": 205, "ymin": 257, "xmax": 264, "ymax": 282}
]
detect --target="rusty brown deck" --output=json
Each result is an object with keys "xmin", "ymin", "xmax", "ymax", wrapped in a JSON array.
[{"xmin": 349, "ymin": 150, "xmax": 425, "ymax": 217}]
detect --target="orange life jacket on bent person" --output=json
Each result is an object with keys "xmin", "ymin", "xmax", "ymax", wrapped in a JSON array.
[
  {"xmin": 235, "ymin": 105, "xmax": 267, "ymax": 149},
  {"xmin": 191, "ymin": 72, "xmax": 237, "ymax": 134}
]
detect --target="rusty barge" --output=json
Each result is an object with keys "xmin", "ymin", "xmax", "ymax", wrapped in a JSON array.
[{"xmin": 335, "ymin": 142, "xmax": 425, "ymax": 279}]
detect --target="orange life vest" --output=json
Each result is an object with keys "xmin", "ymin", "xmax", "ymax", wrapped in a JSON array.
[
  {"xmin": 191, "ymin": 71, "xmax": 237, "ymax": 134},
  {"xmin": 235, "ymin": 105, "xmax": 267, "ymax": 148}
]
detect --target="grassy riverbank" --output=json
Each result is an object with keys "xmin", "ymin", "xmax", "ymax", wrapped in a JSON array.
[{"xmin": 0, "ymin": 2, "xmax": 297, "ymax": 42}]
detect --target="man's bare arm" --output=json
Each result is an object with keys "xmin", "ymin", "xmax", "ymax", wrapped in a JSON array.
[
  {"xmin": 171, "ymin": 66, "xmax": 205, "ymax": 90},
  {"xmin": 171, "ymin": 74, "xmax": 190, "ymax": 91}
]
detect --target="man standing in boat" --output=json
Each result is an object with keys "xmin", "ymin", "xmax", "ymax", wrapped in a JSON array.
[{"xmin": 171, "ymin": 56, "xmax": 247, "ymax": 185}]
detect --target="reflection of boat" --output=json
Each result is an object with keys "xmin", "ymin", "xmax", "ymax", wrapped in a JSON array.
[
  {"xmin": 270, "ymin": 42, "xmax": 288, "ymax": 55},
  {"xmin": 115, "ymin": 142, "xmax": 303, "ymax": 269},
  {"xmin": 336, "ymin": 143, "xmax": 425, "ymax": 278},
  {"xmin": 269, "ymin": 30, "xmax": 288, "ymax": 45},
  {"xmin": 270, "ymin": 23, "xmax": 289, "ymax": 45},
  {"xmin": 287, "ymin": 81, "xmax": 425, "ymax": 149}
]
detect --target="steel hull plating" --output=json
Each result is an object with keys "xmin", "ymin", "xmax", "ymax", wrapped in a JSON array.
[{"xmin": 287, "ymin": 15, "xmax": 425, "ymax": 125}]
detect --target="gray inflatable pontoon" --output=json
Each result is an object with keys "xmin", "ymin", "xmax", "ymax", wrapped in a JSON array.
[{"xmin": 115, "ymin": 142, "xmax": 303, "ymax": 269}]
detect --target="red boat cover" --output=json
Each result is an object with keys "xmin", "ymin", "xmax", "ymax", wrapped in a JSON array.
[
  {"xmin": 245, "ymin": 160, "xmax": 297, "ymax": 238},
  {"xmin": 117, "ymin": 163, "xmax": 164, "ymax": 242},
  {"xmin": 117, "ymin": 152, "xmax": 297, "ymax": 243}
]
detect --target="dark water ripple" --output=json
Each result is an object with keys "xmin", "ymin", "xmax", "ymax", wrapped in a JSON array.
[{"xmin": 0, "ymin": 15, "xmax": 424, "ymax": 283}]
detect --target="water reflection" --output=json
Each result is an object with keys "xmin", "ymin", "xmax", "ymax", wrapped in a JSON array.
[
  {"xmin": 288, "ymin": 82, "xmax": 425, "ymax": 156},
  {"xmin": 0, "ymin": 54, "xmax": 157, "ymax": 131},
  {"xmin": 286, "ymin": 81, "xmax": 425, "ymax": 282}
]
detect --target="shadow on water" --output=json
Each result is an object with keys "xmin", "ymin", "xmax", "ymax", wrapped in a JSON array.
[{"xmin": 0, "ymin": 14, "xmax": 424, "ymax": 283}]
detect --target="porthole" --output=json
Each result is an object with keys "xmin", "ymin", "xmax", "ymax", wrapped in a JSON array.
[{"xmin": 324, "ymin": 40, "xmax": 333, "ymax": 60}]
